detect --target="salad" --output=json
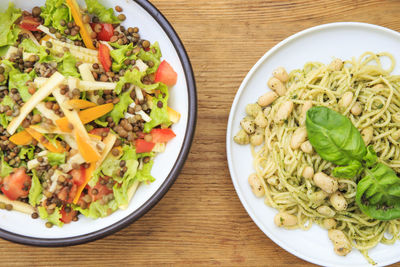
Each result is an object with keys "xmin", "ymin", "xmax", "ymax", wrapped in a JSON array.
[{"xmin": 0, "ymin": 0, "xmax": 180, "ymax": 227}]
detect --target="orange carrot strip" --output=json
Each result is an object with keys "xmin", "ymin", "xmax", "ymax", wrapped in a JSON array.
[
  {"xmin": 9, "ymin": 130, "xmax": 33, "ymax": 146},
  {"xmin": 40, "ymin": 35, "xmax": 51, "ymax": 43},
  {"xmin": 56, "ymin": 103, "xmax": 114, "ymax": 132},
  {"xmin": 65, "ymin": 0, "xmax": 96, "ymax": 50},
  {"xmin": 65, "ymin": 99, "xmax": 97, "ymax": 109},
  {"xmin": 25, "ymin": 128, "xmax": 65, "ymax": 153},
  {"xmin": 75, "ymin": 133, "xmax": 101, "ymax": 163}
]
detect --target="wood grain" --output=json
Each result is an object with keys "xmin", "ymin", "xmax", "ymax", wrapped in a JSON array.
[{"xmin": 2, "ymin": 0, "xmax": 400, "ymax": 266}]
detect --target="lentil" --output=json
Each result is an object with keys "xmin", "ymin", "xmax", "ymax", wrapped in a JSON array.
[{"xmin": 5, "ymin": 204, "xmax": 13, "ymax": 211}]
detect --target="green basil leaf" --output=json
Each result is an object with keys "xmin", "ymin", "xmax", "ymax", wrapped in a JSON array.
[
  {"xmin": 355, "ymin": 163, "xmax": 400, "ymax": 220},
  {"xmin": 332, "ymin": 160, "xmax": 363, "ymax": 178},
  {"xmin": 363, "ymin": 145, "xmax": 378, "ymax": 167},
  {"xmin": 306, "ymin": 106, "xmax": 367, "ymax": 166}
]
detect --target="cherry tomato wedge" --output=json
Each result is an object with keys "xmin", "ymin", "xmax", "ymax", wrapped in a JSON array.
[
  {"xmin": 98, "ymin": 43, "xmax": 112, "ymax": 72},
  {"xmin": 150, "ymin": 128, "xmax": 176, "ymax": 143},
  {"xmin": 88, "ymin": 181, "xmax": 113, "ymax": 202},
  {"xmin": 90, "ymin": 23, "xmax": 114, "ymax": 41},
  {"xmin": 1, "ymin": 168, "xmax": 31, "ymax": 200},
  {"xmin": 60, "ymin": 207, "xmax": 78, "ymax": 223},
  {"xmin": 135, "ymin": 139, "xmax": 155, "ymax": 153},
  {"xmin": 69, "ymin": 165, "xmax": 86, "ymax": 186},
  {"xmin": 20, "ymin": 16, "xmax": 41, "ymax": 32},
  {"xmin": 154, "ymin": 60, "xmax": 177, "ymax": 86}
]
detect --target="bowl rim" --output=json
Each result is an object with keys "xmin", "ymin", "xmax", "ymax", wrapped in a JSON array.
[{"xmin": 0, "ymin": 0, "xmax": 197, "ymax": 247}]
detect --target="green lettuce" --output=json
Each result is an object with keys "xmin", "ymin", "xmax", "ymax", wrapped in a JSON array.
[
  {"xmin": 136, "ymin": 160, "xmax": 155, "ymax": 182},
  {"xmin": 18, "ymin": 146, "xmax": 35, "ymax": 160},
  {"xmin": 29, "ymin": 170, "xmax": 42, "ymax": 206},
  {"xmin": 115, "ymin": 68, "xmax": 159, "ymax": 95},
  {"xmin": 109, "ymin": 43, "xmax": 137, "ymax": 72},
  {"xmin": 144, "ymin": 83, "xmax": 171, "ymax": 132},
  {"xmin": 0, "ymin": 94, "xmax": 15, "ymax": 128},
  {"xmin": 58, "ymin": 52, "xmax": 80, "ymax": 78},
  {"xmin": 0, "ymin": 154, "xmax": 13, "ymax": 178},
  {"xmin": 73, "ymin": 199, "xmax": 118, "ymax": 219},
  {"xmin": 85, "ymin": 0, "xmax": 120, "ymax": 23},
  {"xmin": 110, "ymin": 89, "xmax": 133, "ymax": 124},
  {"xmin": 113, "ymin": 145, "xmax": 139, "ymax": 206},
  {"xmin": 47, "ymin": 152, "xmax": 66, "ymax": 166},
  {"xmin": 38, "ymin": 206, "xmax": 63, "ymax": 227},
  {"xmin": 0, "ymin": 3, "xmax": 22, "ymax": 48},
  {"xmin": 41, "ymin": 0, "xmax": 71, "ymax": 33},
  {"xmin": 137, "ymin": 42, "xmax": 162, "ymax": 74},
  {"xmin": 19, "ymin": 38, "xmax": 53, "ymax": 62},
  {"xmin": 8, "ymin": 69, "xmax": 36, "ymax": 102}
]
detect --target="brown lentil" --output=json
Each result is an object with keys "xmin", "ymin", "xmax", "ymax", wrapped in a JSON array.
[
  {"xmin": 111, "ymin": 147, "xmax": 120, "ymax": 156},
  {"xmin": 115, "ymin": 5, "xmax": 123, "ymax": 12},
  {"xmin": 5, "ymin": 204, "xmax": 13, "ymax": 211},
  {"xmin": 31, "ymin": 212, "xmax": 39, "ymax": 219},
  {"xmin": 32, "ymin": 6, "xmax": 41, "ymax": 17},
  {"xmin": 45, "ymin": 222, "xmax": 53, "ymax": 228},
  {"xmin": 117, "ymin": 14, "xmax": 126, "ymax": 21}
]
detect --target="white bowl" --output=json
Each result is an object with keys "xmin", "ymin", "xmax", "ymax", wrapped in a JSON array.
[
  {"xmin": 226, "ymin": 22, "xmax": 400, "ymax": 267},
  {"xmin": 0, "ymin": 0, "xmax": 196, "ymax": 246}
]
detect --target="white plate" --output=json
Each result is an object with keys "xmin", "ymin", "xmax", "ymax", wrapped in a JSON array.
[
  {"xmin": 0, "ymin": 0, "xmax": 196, "ymax": 245},
  {"xmin": 226, "ymin": 22, "xmax": 400, "ymax": 267}
]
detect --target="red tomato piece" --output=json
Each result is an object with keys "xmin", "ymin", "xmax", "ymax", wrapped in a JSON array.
[
  {"xmin": 20, "ymin": 16, "xmax": 41, "ymax": 32},
  {"xmin": 90, "ymin": 23, "xmax": 114, "ymax": 41},
  {"xmin": 150, "ymin": 128, "xmax": 176, "ymax": 143},
  {"xmin": 57, "ymin": 184, "xmax": 78, "ymax": 204},
  {"xmin": 98, "ymin": 43, "xmax": 112, "ymax": 72},
  {"xmin": 135, "ymin": 139, "xmax": 155, "ymax": 153},
  {"xmin": 60, "ymin": 207, "xmax": 78, "ymax": 223},
  {"xmin": 1, "ymin": 168, "xmax": 31, "ymax": 200},
  {"xmin": 154, "ymin": 60, "xmax": 177, "ymax": 86},
  {"xmin": 88, "ymin": 181, "xmax": 113, "ymax": 202},
  {"xmin": 69, "ymin": 166, "xmax": 86, "ymax": 187},
  {"xmin": 89, "ymin": 128, "xmax": 110, "ymax": 140}
]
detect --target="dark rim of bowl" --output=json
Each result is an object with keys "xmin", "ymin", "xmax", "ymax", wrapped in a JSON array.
[{"xmin": 0, "ymin": 0, "xmax": 197, "ymax": 247}]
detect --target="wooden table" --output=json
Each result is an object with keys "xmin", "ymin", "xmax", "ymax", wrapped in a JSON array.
[{"xmin": 2, "ymin": 0, "xmax": 400, "ymax": 266}]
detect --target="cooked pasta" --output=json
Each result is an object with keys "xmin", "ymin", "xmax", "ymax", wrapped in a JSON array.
[{"xmin": 234, "ymin": 52, "xmax": 400, "ymax": 264}]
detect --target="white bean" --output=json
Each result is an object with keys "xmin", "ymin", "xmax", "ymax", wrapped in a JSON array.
[
  {"xmin": 254, "ymin": 111, "xmax": 268, "ymax": 128},
  {"xmin": 250, "ymin": 134, "xmax": 263, "ymax": 146},
  {"xmin": 317, "ymin": 205, "xmax": 336, "ymax": 217},
  {"xmin": 339, "ymin": 92, "xmax": 353, "ymax": 109},
  {"xmin": 302, "ymin": 166, "xmax": 314, "ymax": 180},
  {"xmin": 329, "ymin": 58, "xmax": 343, "ymax": 71},
  {"xmin": 272, "ymin": 67, "xmax": 289, "ymax": 82},
  {"xmin": 361, "ymin": 127, "xmax": 373, "ymax": 145},
  {"xmin": 309, "ymin": 191, "xmax": 328, "ymax": 204},
  {"xmin": 313, "ymin": 172, "xmax": 338, "ymax": 194},
  {"xmin": 350, "ymin": 102, "xmax": 362, "ymax": 116},
  {"xmin": 267, "ymin": 77, "xmax": 286, "ymax": 96},
  {"xmin": 258, "ymin": 91, "xmax": 278, "ymax": 107},
  {"xmin": 263, "ymin": 106, "xmax": 272, "ymax": 117},
  {"xmin": 248, "ymin": 173, "xmax": 264, "ymax": 197},
  {"xmin": 290, "ymin": 127, "xmax": 307, "ymax": 149},
  {"xmin": 240, "ymin": 117, "xmax": 255, "ymax": 134},
  {"xmin": 274, "ymin": 101, "xmax": 294, "ymax": 123},
  {"xmin": 274, "ymin": 212, "xmax": 298, "ymax": 227},
  {"xmin": 328, "ymin": 229, "xmax": 352, "ymax": 256},
  {"xmin": 329, "ymin": 191, "xmax": 347, "ymax": 211},
  {"xmin": 323, "ymin": 218, "xmax": 337, "ymax": 230},
  {"xmin": 233, "ymin": 129, "xmax": 250, "ymax": 145},
  {"xmin": 245, "ymin": 103, "xmax": 262, "ymax": 117},
  {"xmin": 391, "ymin": 129, "xmax": 400, "ymax": 141},
  {"xmin": 300, "ymin": 141, "xmax": 313, "ymax": 154}
]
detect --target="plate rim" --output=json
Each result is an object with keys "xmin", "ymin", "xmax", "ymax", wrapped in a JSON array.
[
  {"xmin": 226, "ymin": 21, "xmax": 400, "ymax": 267},
  {"xmin": 0, "ymin": 0, "xmax": 197, "ymax": 247}
]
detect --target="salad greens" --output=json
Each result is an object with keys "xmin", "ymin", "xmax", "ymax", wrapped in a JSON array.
[
  {"xmin": 0, "ymin": 3, "xmax": 21, "ymax": 50},
  {"xmin": 306, "ymin": 106, "xmax": 400, "ymax": 220},
  {"xmin": 84, "ymin": 0, "xmax": 120, "ymax": 24}
]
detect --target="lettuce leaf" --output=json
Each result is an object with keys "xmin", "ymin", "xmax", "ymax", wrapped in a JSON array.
[
  {"xmin": 58, "ymin": 52, "xmax": 80, "ymax": 78},
  {"xmin": 85, "ymin": 0, "xmax": 120, "ymax": 24},
  {"xmin": 41, "ymin": 0, "xmax": 72, "ymax": 33},
  {"xmin": 29, "ymin": 170, "xmax": 42, "ymax": 206},
  {"xmin": 38, "ymin": 206, "xmax": 63, "ymax": 227},
  {"xmin": 18, "ymin": 146, "xmax": 35, "ymax": 160},
  {"xmin": 110, "ymin": 89, "xmax": 133, "ymax": 124},
  {"xmin": 73, "ymin": 199, "xmax": 118, "ymax": 219},
  {"xmin": 135, "ymin": 160, "xmax": 155, "ymax": 183},
  {"xmin": 0, "ymin": 3, "xmax": 22, "ymax": 48},
  {"xmin": 8, "ymin": 69, "xmax": 36, "ymax": 102},
  {"xmin": 137, "ymin": 42, "xmax": 162, "ymax": 74},
  {"xmin": 0, "ymin": 154, "xmax": 13, "ymax": 178},
  {"xmin": 47, "ymin": 152, "xmax": 66, "ymax": 166},
  {"xmin": 109, "ymin": 43, "xmax": 137, "ymax": 72},
  {"xmin": 0, "ymin": 94, "xmax": 15, "ymax": 128},
  {"xmin": 18, "ymin": 38, "xmax": 53, "ymax": 62},
  {"xmin": 144, "ymin": 83, "xmax": 171, "ymax": 132},
  {"xmin": 115, "ymin": 68, "xmax": 159, "ymax": 95}
]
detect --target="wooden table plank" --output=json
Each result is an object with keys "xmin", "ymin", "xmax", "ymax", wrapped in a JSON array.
[{"xmin": 1, "ymin": 0, "xmax": 400, "ymax": 266}]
